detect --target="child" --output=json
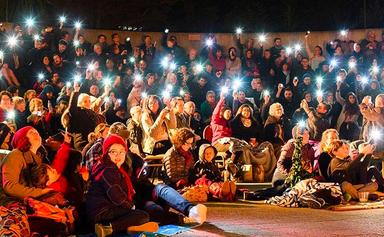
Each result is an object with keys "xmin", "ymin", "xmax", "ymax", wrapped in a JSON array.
[{"xmin": 190, "ymin": 144, "xmax": 236, "ymax": 201}]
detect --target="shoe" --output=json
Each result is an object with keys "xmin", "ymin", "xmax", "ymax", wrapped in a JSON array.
[
  {"xmin": 127, "ymin": 222, "xmax": 159, "ymax": 233},
  {"xmin": 299, "ymin": 194, "xmax": 325, "ymax": 209},
  {"xmin": 183, "ymin": 216, "xmax": 196, "ymax": 225},
  {"xmin": 220, "ymin": 181, "xmax": 231, "ymax": 201},
  {"xmin": 230, "ymin": 181, "xmax": 237, "ymax": 198},
  {"xmin": 188, "ymin": 204, "xmax": 207, "ymax": 224},
  {"xmin": 95, "ymin": 223, "xmax": 113, "ymax": 237}
]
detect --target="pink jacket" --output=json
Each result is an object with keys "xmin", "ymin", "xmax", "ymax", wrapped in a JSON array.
[{"xmin": 210, "ymin": 98, "xmax": 232, "ymax": 144}]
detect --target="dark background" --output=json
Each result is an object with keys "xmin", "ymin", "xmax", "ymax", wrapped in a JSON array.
[{"xmin": 1, "ymin": 0, "xmax": 383, "ymax": 32}]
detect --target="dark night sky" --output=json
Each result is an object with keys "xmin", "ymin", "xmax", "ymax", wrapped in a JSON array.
[{"xmin": 2, "ymin": 0, "xmax": 384, "ymax": 32}]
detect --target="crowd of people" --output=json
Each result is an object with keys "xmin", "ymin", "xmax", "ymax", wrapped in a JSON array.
[{"xmin": 0, "ymin": 19, "xmax": 384, "ymax": 236}]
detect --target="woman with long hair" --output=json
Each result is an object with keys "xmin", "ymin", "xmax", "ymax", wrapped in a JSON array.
[
  {"xmin": 335, "ymin": 90, "xmax": 361, "ymax": 140},
  {"xmin": 230, "ymin": 104, "xmax": 262, "ymax": 144},
  {"xmin": 141, "ymin": 95, "xmax": 176, "ymax": 155}
]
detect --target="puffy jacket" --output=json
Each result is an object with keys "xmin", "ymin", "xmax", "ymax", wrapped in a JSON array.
[
  {"xmin": 162, "ymin": 146, "xmax": 193, "ymax": 185},
  {"xmin": 189, "ymin": 144, "xmax": 221, "ymax": 184}
]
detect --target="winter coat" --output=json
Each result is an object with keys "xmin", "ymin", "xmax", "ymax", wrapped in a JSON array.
[
  {"xmin": 0, "ymin": 149, "xmax": 46, "ymax": 205},
  {"xmin": 189, "ymin": 144, "xmax": 221, "ymax": 184},
  {"xmin": 86, "ymin": 159, "xmax": 134, "ymax": 219},
  {"xmin": 162, "ymin": 146, "xmax": 193, "ymax": 185}
]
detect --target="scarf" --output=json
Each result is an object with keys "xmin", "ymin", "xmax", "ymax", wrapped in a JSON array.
[
  {"xmin": 118, "ymin": 167, "xmax": 135, "ymax": 202},
  {"xmin": 177, "ymin": 148, "xmax": 194, "ymax": 170}
]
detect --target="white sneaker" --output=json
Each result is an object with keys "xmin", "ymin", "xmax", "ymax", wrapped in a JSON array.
[
  {"xmin": 95, "ymin": 223, "xmax": 113, "ymax": 237},
  {"xmin": 188, "ymin": 204, "xmax": 207, "ymax": 224}
]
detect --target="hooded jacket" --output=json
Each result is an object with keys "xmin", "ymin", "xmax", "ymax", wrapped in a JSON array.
[{"xmin": 189, "ymin": 144, "xmax": 221, "ymax": 184}]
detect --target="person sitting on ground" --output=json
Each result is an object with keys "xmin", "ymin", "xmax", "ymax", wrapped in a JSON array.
[
  {"xmin": 189, "ymin": 144, "xmax": 236, "ymax": 201},
  {"xmin": 316, "ymin": 129, "xmax": 340, "ymax": 181},
  {"xmin": 328, "ymin": 140, "xmax": 384, "ymax": 200},
  {"xmin": 86, "ymin": 135, "xmax": 159, "ymax": 236},
  {"xmin": 272, "ymin": 125, "xmax": 316, "ymax": 187}
]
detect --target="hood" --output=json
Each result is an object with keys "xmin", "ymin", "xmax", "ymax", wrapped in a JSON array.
[{"xmin": 198, "ymin": 143, "xmax": 217, "ymax": 162}]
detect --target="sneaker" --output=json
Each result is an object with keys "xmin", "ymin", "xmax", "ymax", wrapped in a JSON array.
[
  {"xmin": 127, "ymin": 222, "xmax": 159, "ymax": 233},
  {"xmin": 299, "ymin": 194, "xmax": 325, "ymax": 209},
  {"xmin": 188, "ymin": 204, "xmax": 207, "ymax": 224},
  {"xmin": 95, "ymin": 223, "xmax": 113, "ymax": 237},
  {"xmin": 183, "ymin": 216, "xmax": 197, "ymax": 225}
]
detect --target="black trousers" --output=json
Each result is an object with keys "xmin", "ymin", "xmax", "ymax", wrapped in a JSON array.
[{"xmin": 94, "ymin": 207, "xmax": 149, "ymax": 234}]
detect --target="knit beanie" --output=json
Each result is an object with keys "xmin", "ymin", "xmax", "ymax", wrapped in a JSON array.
[
  {"xmin": 11, "ymin": 126, "xmax": 34, "ymax": 149},
  {"xmin": 102, "ymin": 134, "xmax": 128, "ymax": 156}
]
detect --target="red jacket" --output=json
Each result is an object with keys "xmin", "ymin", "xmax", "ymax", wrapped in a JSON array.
[
  {"xmin": 210, "ymin": 98, "xmax": 232, "ymax": 144},
  {"xmin": 49, "ymin": 142, "xmax": 71, "ymax": 195}
]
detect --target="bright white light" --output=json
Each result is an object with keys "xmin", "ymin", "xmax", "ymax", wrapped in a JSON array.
[
  {"xmin": 372, "ymin": 65, "xmax": 379, "ymax": 74},
  {"xmin": 141, "ymin": 92, "xmax": 148, "ymax": 98},
  {"xmin": 66, "ymin": 82, "xmax": 71, "ymax": 87},
  {"xmin": 126, "ymin": 37, "xmax": 130, "ymax": 42},
  {"xmin": 162, "ymin": 90, "xmax": 171, "ymax": 99},
  {"xmin": 348, "ymin": 61, "xmax": 356, "ymax": 69},
  {"xmin": 166, "ymin": 84, "xmax": 173, "ymax": 91},
  {"xmin": 161, "ymin": 57, "xmax": 169, "ymax": 68},
  {"xmin": 316, "ymin": 90, "xmax": 323, "ymax": 97},
  {"xmin": 330, "ymin": 59, "xmax": 338, "ymax": 67},
  {"xmin": 104, "ymin": 97, "xmax": 110, "ymax": 103},
  {"xmin": 117, "ymin": 99, "xmax": 122, "ymax": 104},
  {"xmin": 129, "ymin": 57, "xmax": 135, "ymax": 63},
  {"xmin": 7, "ymin": 35, "xmax": 18, "ymax": 48},
  {"xmin": 235, "ymin": 27, "xmax": 242, "ymax": 34},
  {"xmin": 316, "ymin": 76, "xmax": 323, "ymax": 84},
  {"xmin": 134, "ymin": 74, "xmax": 143, "ymax": 81},
  {"xmin": 370, "ymin": 129, "xmax": 382, "ymax": 141},
  {"xmin": 73, "ymin": 40, "xmax": 80, "ymax": 47},
  {"xmin": 26, "ymin": 18, "xmax": 35, "ymax": 28},
  {"xmin": 59, "ymin": 16, "xmax": 66, "ymax": 23},
  {"xmin": 294, "ymin": 44, "xmax": 301, "ymax": 51},
  {"xmin": 263, "ymin": 90, "xmax": 270, "ymax": 96},
  {"xmin": 297, "ymin": 120, "xmax": 306, "ymax": 128},
  {"xmin": 258, "ymin": 34, "xmax": 266, "ymax": 42},
  {"xmin": 87, "ymin": 63, "xmax": 95, "ymax": 71},
  {"xmin": 336, "ymin": 76, "xmax": 342, "ymax": 82},
  {"xmin": 361, "ymin": 76, "xmax": 369, "ymax": 84},
  {"xmin": 306, "ymin": 31, "xmax": 311, "ymax": 35},
  {"xmin": 340, "ymin": 30, "xmax": 348, "ymax": 36},
  {"xmin": 0, "ymin": 51, "xmax": 3, "ymax": 59},
  {"xmin": 74, "ymin": 21, "xmax": 82, "ymax": 29},
  {"xmin": 33, "ymin": 34, "xmax": 40, "ymax": 41},
  {"xmin": 195, "ymin": 64, "xmax": 203, "ymax": 73},
  {"xmin": 169, "ymin": 62, "xmax": 177, "ymax": 71},
  {"xmin": 74, "ymin": 75, "xmax": 81, "ymax": 82},
  {"xmin": 75, "ymin": 61, "xmax": 80, "ymax": 66},
  {"xmin": 206, "ymin": 38, "xmax": 213, "ymax": 47},
  {"xmin": 233, "ymin": 79, "xmax": 241, "ymax": 90},
  {"xmin": 286, "ymin": 47, "xmax": 292, "ymax": 55},
  {"xmin": 103, "ymin": 78, "xmax": 111, "ymax": 86},
  {"xmin": 6, "ymin": 111, "xmax": 15, "ymax": 120},
  {"xmin": 164, "ymin": 28, "xmax": 169, "ymax": 34},
  {"xmin": 180, "ymin": 89, "xmax": 185, "ymax": 96},
  {"xmin": 221, "ymin": 86, "xmax": 229, "ymax": 94},
  {"xmin": 38, "ymin": 73, "xmax": 44, "ymax": 80}
]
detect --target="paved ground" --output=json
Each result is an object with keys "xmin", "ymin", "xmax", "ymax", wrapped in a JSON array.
[{"xmin": 175, "ymin": 202, "xmax": 384, "ymax": 237}]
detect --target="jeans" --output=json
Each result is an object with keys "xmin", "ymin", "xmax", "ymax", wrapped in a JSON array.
[{"xmin": 149, "ymin": 184, "xmax": 194, "ymax": 218}]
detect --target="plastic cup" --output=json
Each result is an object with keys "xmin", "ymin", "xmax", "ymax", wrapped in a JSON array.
[{"xmin": 358, "ymin": 192, "xmax": 369, "ymax": 202}]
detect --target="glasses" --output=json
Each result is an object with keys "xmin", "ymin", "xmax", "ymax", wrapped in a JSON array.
[
  {"xmin": 184, "ymin": 141, "xmax": 194, "ymax": 146},
  {"xmin": 109, "ymin": 150, "xmax": 126, "ymax": 157}
]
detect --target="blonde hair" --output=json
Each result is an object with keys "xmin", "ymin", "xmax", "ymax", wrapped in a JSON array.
[
  {"xmin": 77, "ymin": 93, "xmax": 90, "ymax": 108},
  {"xmin": 24, "ymin": 90, "xmax": 36, "ymax": 101},
  {"xmin": 269, "ymin": 103, "xmax": 284, "ymax": 117},
  {"xmin": 375, "ymin": 94, "xmax": 384, "ymax": 108},
  {"xmin": 12, "ymin": 96, "xmax": 25, "ymax": 106},
  {"xmin": 319, "ymin": 129, "xmax": 339, "ymax": 152},
  {"xmin": 87, "ymin": 123, "xmax": 110, "ymax": 143},
  {"xmin": 29, "ymin": 98, "xmax": 43, "ymax": 112}
]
